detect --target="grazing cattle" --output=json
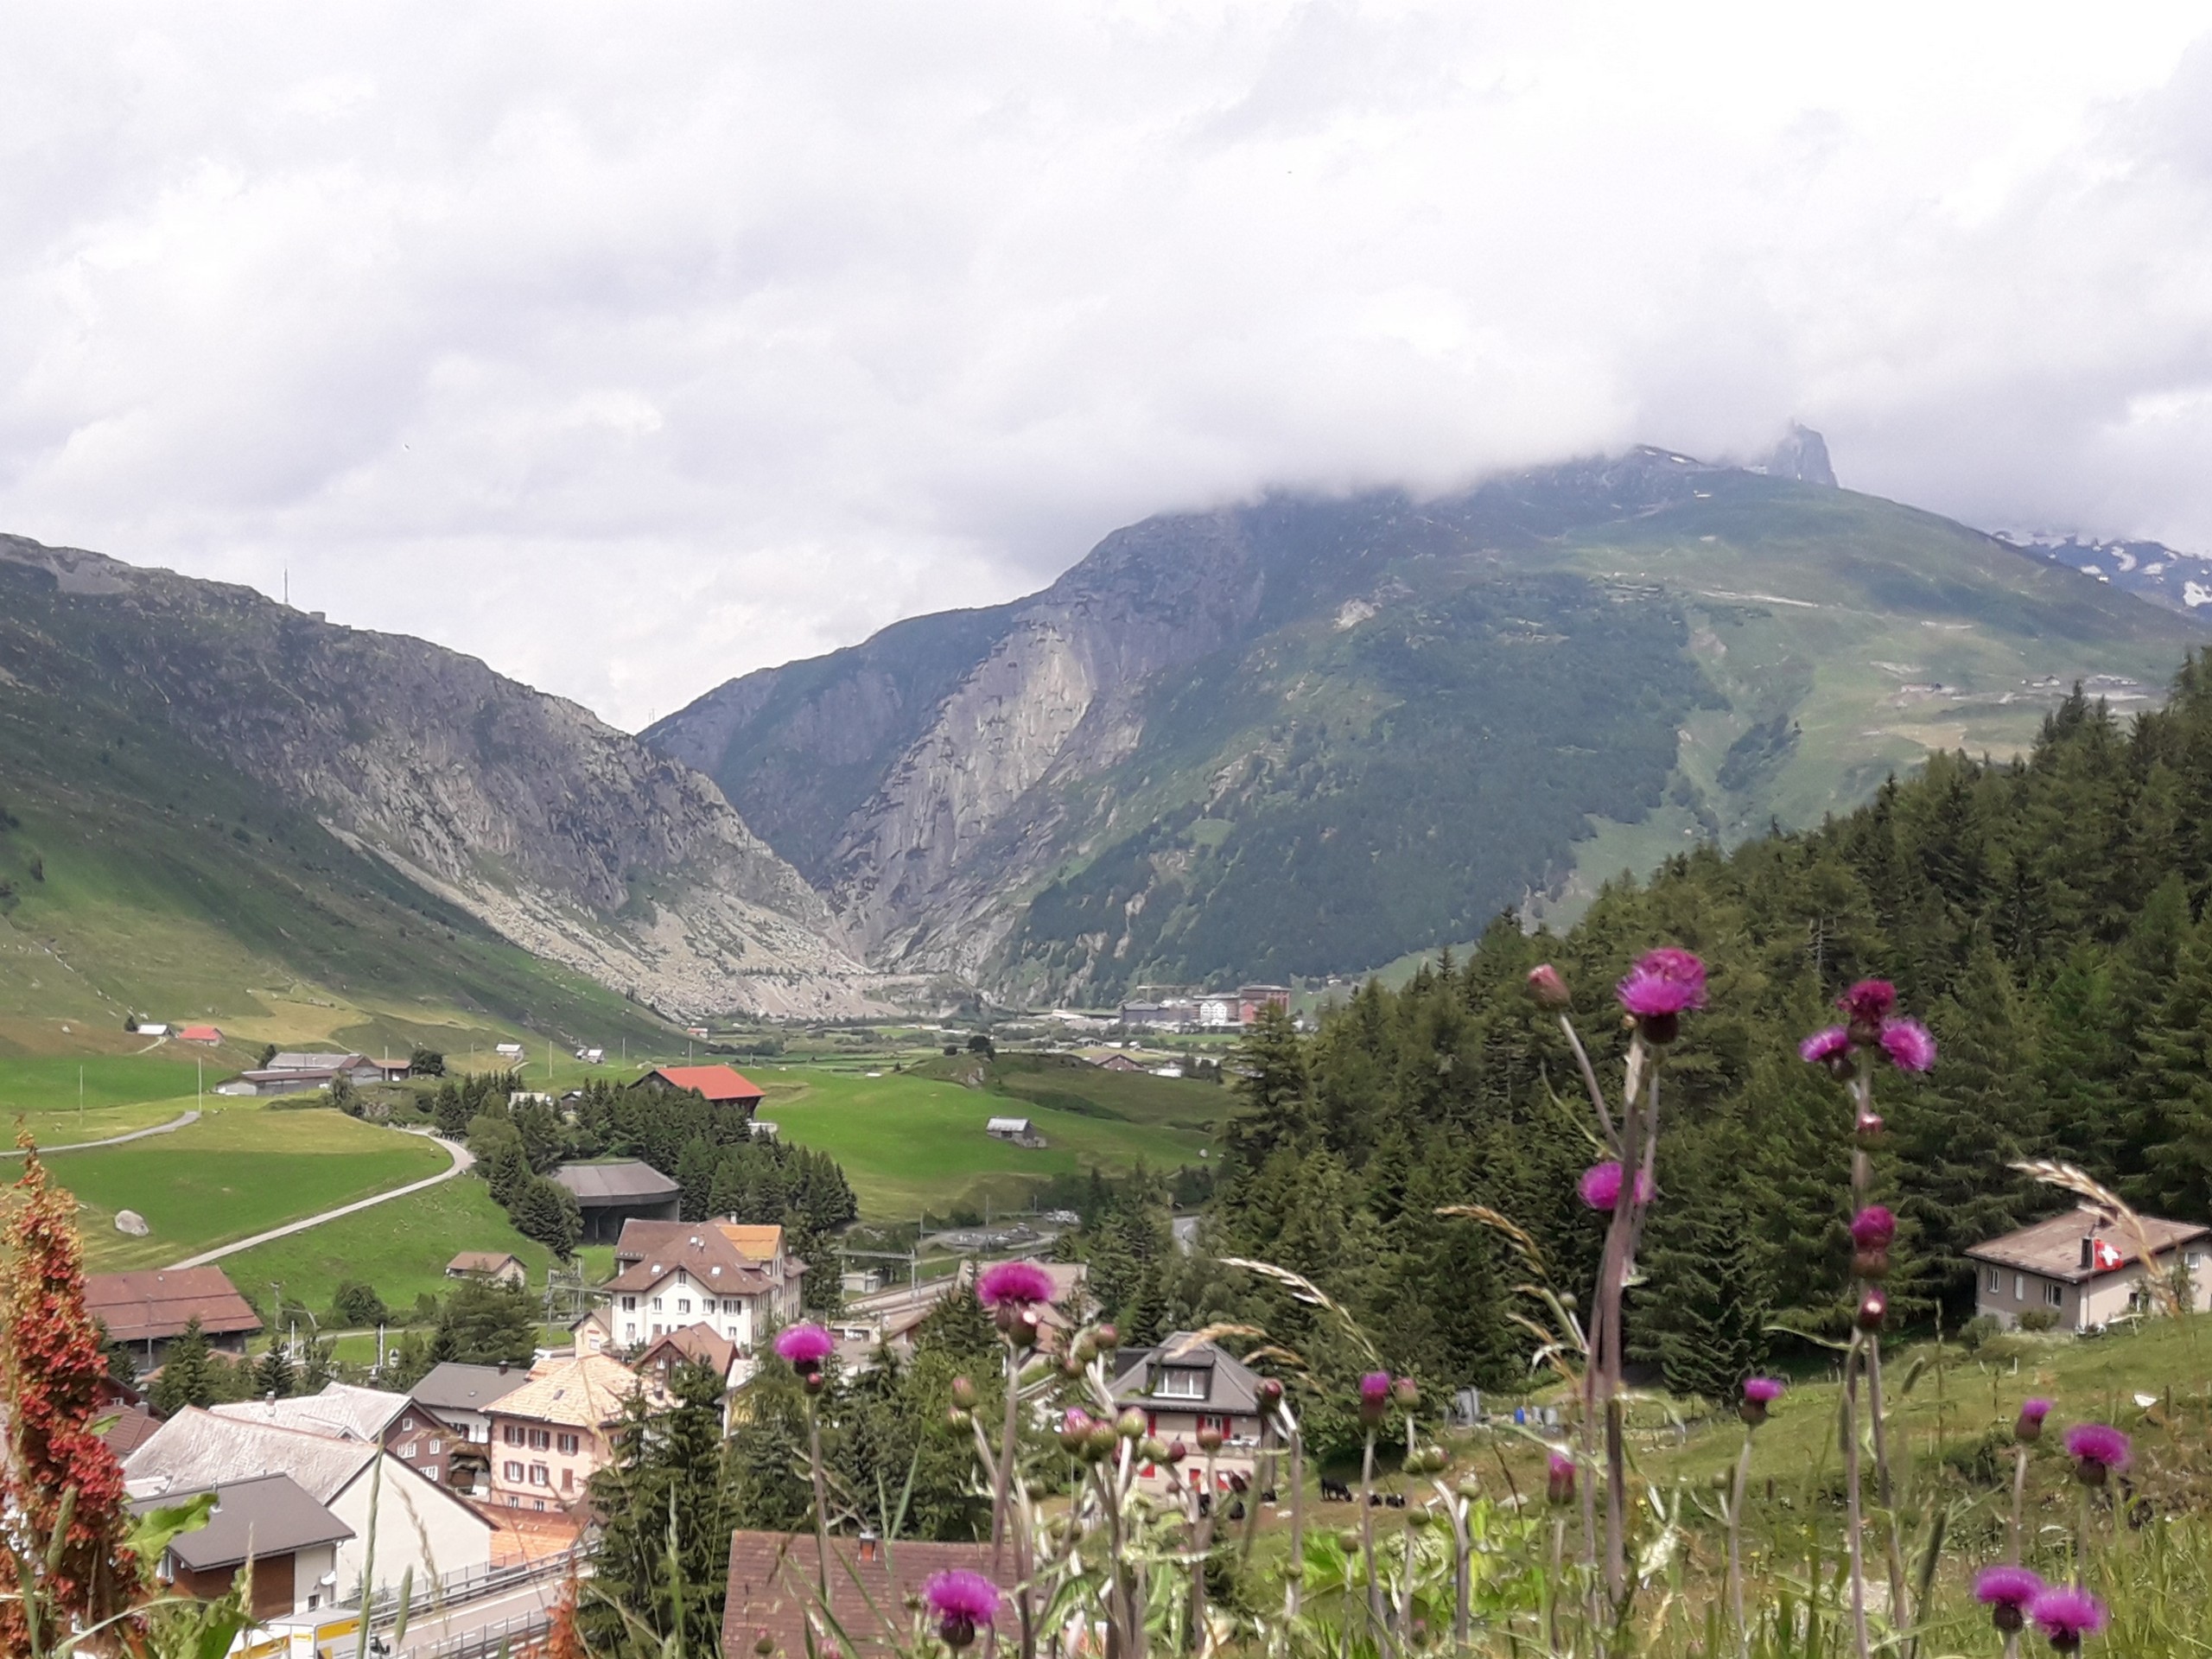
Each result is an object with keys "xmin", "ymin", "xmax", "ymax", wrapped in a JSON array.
[
  {"xmin": 1384, "ymin": 1492, "xmax": 1408, "ymax": 1509},
  {"xmin": 1319, "ymin": 1478, "xmax": 1353, "ymax": 1503},
  {"xmin": 1227, "ymin": 1500, "xmax": 1247, "ymax": 1522}
]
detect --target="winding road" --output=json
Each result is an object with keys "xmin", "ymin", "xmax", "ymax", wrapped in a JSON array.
[{"xmin": 168, "ymin": 1131, "xmax": 476, "ymax": 1268}]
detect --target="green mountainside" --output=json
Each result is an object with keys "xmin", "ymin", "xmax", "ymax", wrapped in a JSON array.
[{"xmin": 651, "ymin": 450, "xmax": 2201, "ymax": 1003}]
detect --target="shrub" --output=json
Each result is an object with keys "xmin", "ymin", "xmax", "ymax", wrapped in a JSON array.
[
  {"xmin": 330, "ymin": 1281, "xmax": 391, "ymax": 1328},
  {"xmin": 2018, "ymin": 1308, "xmax": 2061, "ymax": 1333},
  {"xmin": 1959, "ymin": 1313, "xmax": 2000, "ymax": 1352}
]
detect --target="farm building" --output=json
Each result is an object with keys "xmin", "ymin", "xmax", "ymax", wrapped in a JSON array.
[
  {"xmin": 632, "ymin": 1063, "xmax": 766, "ymax": 1117},
  {"xmin": 446, "ymin": 1250, "xmax": 528, "ymax": 1287},
  {"xmin": 85, "ymin": 1266, "xmax": 261, "ymax": 1367},
  {"xmin": 224, "ymin": 1052, "xmax": 407, "ymax": 1096},
  {"xmin": 550, "ymin": 1160, "xmax": 682, "ymax": 1242},
  {"xmin": 1236, "ymin": 985, "xmax": 1292, "ymax": 1024},
  {"xmin": 985, "ymin": 1115, "xmax": 1046, "ymax": 1148},
  {"xmin": 1967, "ymin": 1205, "xmax": 2212, "ymax": 1332},
  {"xmin": 175, "ymin": 1025, "xmax": 223, "ymax": 1045}
]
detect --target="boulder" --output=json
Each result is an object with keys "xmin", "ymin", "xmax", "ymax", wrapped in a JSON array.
[{"xmin": 113, "ymin": 1209, "xmax": 150, "ymax": 1237}]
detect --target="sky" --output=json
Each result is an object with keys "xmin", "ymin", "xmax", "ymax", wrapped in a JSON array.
[{"xmin": 4, "ymin": 5, "xmax": 2212, "ymax": 732}]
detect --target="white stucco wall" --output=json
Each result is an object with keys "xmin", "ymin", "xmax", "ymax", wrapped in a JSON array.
[{"xmin": 328, "ymin": 1454, "xmax": 493, "ymax": 1594}]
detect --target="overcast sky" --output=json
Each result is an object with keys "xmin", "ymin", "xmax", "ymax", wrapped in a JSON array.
[{"xmin": 4, "ymin": 6, "xmax": 2212, "ymax": 730}]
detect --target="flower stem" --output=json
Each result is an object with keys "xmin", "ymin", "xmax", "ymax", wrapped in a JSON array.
[
  {"xmin": 806, "ymin": 1397, "xmax": 832, "ymax": 1619},
  {"xmin": 1841, "ymin": 1339, "xmax": 1870, "ymax": 1659},
  {"xmin": 1728, "ymin": 1431, "xmax": 1752, "ymax": 1659},
  {"xmin": 1360, "ymin": 1430, "xmax": 1388, "ymax": 1654},
  {"xmin": 992, "ymin": 1341, "xmax": 1021, "ymax": 1576},
  {"xmin": 2010, "ymin": 1445, "xmax": 2029, "ymax": 1564},
  {"xmin": 1866, "ymin": 1334, "xmax": 1910, "ymax": 1626}
]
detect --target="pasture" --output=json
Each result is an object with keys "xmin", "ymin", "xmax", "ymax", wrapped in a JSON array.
[
  {"xmin": 757, "ymin": 1063, "xmax": 1214, "ymax": 1217},
  {"xmin": 47, "ymin": 1106, "xmax": 450, "ymax": 1272}
]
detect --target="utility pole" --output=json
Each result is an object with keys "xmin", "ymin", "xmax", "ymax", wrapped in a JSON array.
[
  {"xmin": 79, "ymin": 1065, "xmax": 84, "ymax": 1132},
  {"xmin": 197, "ymin": 1056, "xmax": 203, "ymax": 1110}
]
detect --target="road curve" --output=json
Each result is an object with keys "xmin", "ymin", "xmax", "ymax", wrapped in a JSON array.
[
  {"xmin": 168, "ymin": 1132, "xmax": 476, "ymax": 1269},
  {"xmin": 1, "ymin": 1108, "xmax": 202, "ymax": 1155}
]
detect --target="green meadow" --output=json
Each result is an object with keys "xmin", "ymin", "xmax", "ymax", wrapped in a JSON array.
[{"xmin": 756, "ymin": 1062, "xmax": 1215, "ymax": 1217}]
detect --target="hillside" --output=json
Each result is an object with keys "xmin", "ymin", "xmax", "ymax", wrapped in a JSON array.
[
  {"xmin": 648, "ymin": 448, "xmax": 2201, "ymax": 1001},
  {"xmin": 0, "ymin": 536, "xmax": 872, "ymax": 1039}
]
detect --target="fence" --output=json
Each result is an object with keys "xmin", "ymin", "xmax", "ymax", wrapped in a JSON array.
[
  {"xmin": 409, "ymin": 1611, "xmax": 553, "ymax": 1659},
  {"xmin": 358, "ymin": 1545, "xmax": 583, "ymax": 1624}
]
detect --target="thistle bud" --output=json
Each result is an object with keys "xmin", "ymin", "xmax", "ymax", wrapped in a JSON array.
[
  {"xmin": 950, "ymin": 1375, "xmax": 977, "ymax": 1409},
  {"xmin": 1852, "ymin": 1248, "xmax": 1891, "ymax": 1281},
  {"xmin": 754, "ymin": 1633, "xmax": 776, "ymax": 1656},
  {"xmin": 1094, "ymin": 1323, "xmax": 1118, "ymax": 1349},
  {"xmin": 1527, "ymin": 963, "xmax": 1570, "ymax": 1008},
  {"xmin": 1072, "ymin": 1331, "xmax": 1098, "ymax": 1363},
  {"xmin": 1059, "ymin": 1409, "xmax": 1094, "ymax": 1452},
  {"xmin": 1139, "ymin": 1437, "xmax": 1167, "ymax": 1463},
  {"xmin": 804, "ymin": 1370, "xmax": 827, "ymax": 1395},
  {"xmin": 1855, "ymin": 1111, "xmax": 1885, "ymax": 1145},
  {"xmin": 1011, "ymin": 1309, "xmax": 1041, "ymax": 1350},
  {"xmin": 1117, "ymin": 1408, "xmax": 1147, "ymax": 1440},
  {"xmin": 1856, "ymin": 1287, "xmax": 1887, "ymax": 1332},
  {"xmin": 2015, "ymin": 1398, "xmax": 2050, "ymax": 1444},
  {"xmin": 1546, "ymin": 1451, "xmax": 1575, "ymax": 1508},
  {"xmin": 1455, "ymin": 1478, "xmax": 1481, "ymax": 1503},
  {"xmin": 1338, "ymin": 1529, "xmax": 1362, "ymax": 1553},
  {"xmin": 1166, "ymin": 1440, "xmax": 1188, "ymax": 1465},
  {"xmin": 1197, "ymin": 1425, "xmax": 1224, "ymax": 1454},
  {"xmin": 1085, "ymin": 1423, "xmax": 1120, "ymax": 1462},
  {"xmin": 949, "ymin": 1407, "xmax": 970, "ymax": 1428},
  {"xmin": 1393, "ymin": 1376, "xmax": 1420, "ymax": 1410}
]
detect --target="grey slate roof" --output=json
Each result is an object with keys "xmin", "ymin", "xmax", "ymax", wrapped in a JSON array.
[
  {"xmin": 1965, "ymin": 1205, "xmax": 2211, "ymax": 1284},
  {"xmin": 1108, "ymin": 1332, "xmax": 1268, "ymax": 1416},
  {"xmin": 410, "ymin": 1361, "xmax": 529, "ymax": 1414},
  {"xmin": 131, "ymin": 1472, "xmax": 353, "ymax": 1571},
  {"xmin": 552, "ymin": 1160, "xmax": 682, "ymax": 1205},
  {"xmin": 211, "ymin": 1382, "xmax": 410, "ymax": 1442},
  {"xmin": 125, "ymin": 1408, "xmax": 378, "ymax": 1505}
]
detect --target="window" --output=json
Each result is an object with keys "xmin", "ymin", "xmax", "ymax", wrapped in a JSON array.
[
  {"xmin": 504, "ymin": 1425, "xmax": 524, "ymax": 1446},
  {"xmin": 1986, "ymin": 1268, "xmax": 2000, "ymax": 1294},
  {"xmin": 530, "ymin": 1465, "xmax": 550, "ymax": 1486},
  {"xmin": 677, "ymin": 1298, "xmax": 691, "ymax": 1313},
  {"xmin": 399, "ymin": 1443, "xmax": 416, "ymax": 1459},
  {"xmin": 507, "ymin": 1495, "xmax": 520, "ymax": 1509},
  {"xmin": 556, "ymin": 1433, "xmax": 580, "ymax": 1455},
  {"xmin": 1154, "ymin": 1368, "xmax": 1205, "ymax": 1399},
  {"xmin": 2046, "ymin": 1282, "xmax": 2064, "ymax": 1307},
  {"xmin": 622, "ymin": 1296, "xmax": 637, "ymax": 1312},
  {"xmin": 504, "ymin": 1461, "xmax": 524, "ymax": 1481},
  {"xmin": 424, "ymin": 1465, "xmax": 439, "ymax": 1481},
  {"xmin": 308, "ymin": 1594, "xmax": 321, "ymax": 1611},
  {"xmin": 651, "ymin": 1296, "xmax": 664, "ymax": 1311},
  {"xmin": 2013, "ymin": 1274, "xmax": 2026, "ymax": 1300},
  {"xmin": 624, "ymin": 1324, "xmax": 637, "ymax": 1342},
  {"xmin": 403, "ymin": 1416, "xmax": 416, "ymax": 1431},
  {"xmin": 528, "ymin": 1427, "xmax": 551, "ymax": 1450},
  {"xmin": 535, "ymin": 1498, "xmax": 546, "ymax": 1511}
]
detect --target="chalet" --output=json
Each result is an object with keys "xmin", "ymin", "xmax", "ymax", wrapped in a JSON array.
[
  {"xmin": 551, "ymin": 1160, "xmax": 683, "ymax": 1242},
  {"xmin": 136, "ymin": 1023, "xmax": 171, "ymax": 1038},
  {"xmin": 721, "ymin": 1532, "xmax": 1015, "ymax": 1659},
  {"xmin": 639, "ymin": 1324, "xmax": 746, "ymax": 1427},
  {"xmin": 407, "ymin": 1362, "xmax": 529, "ymax": 1492},
  {"xmin": 446, "ymin": 1250, "xmax": 529, "ymax": 1287},
  {"xmin": 494, "ymin": 1043, "xmax": 526, "ymax": 1061},
  {"xmin": 124, "ymin": 1408, "xmax": 493, "ymax": 1595},
  {"xmin": 634, "ymin": 1063, "xmax": 766, "ymax": 1116},
  {"xmin": 482, "ymin": 1352, "xmax": 645, "ymax": 1515},
  {"xmin": 176, "ymin": 1025, "xmax": 224, "ymax": 1046},
  {"xmin": 575, "ymin": 1046, "xmax": 606, "ymax": 1065},
  {"xmin": 134, "ymin": 1474, "xmax": 353, "ymax": 1622},
  {"xmin": 574, "ymin": 1218, "xmax": 805, "ymax": 1363},
  {"xmin": 985, "ymin": 1116, "xmax": 1046, "ymax": 1149},
  {"xmin": 85, "ymin": 1267, "xmax": 261, "ymax": 1367},
  {"xmin": 1967, "ymin": 1206, "xmax": 2212, "ymax": 1332},
  {"xmin": 1109, "ymin": 1333, "xmax": 1273, "ymax": 1495},
  {"xmin": 212, "ymin": 1381, "xmax": 410, "ymax": 1447}
]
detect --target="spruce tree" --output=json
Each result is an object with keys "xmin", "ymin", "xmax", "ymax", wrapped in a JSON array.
[
  {"xmin": 252, "ymin": 1343, "xmax": 296, "ymax": 1399},
  {"xmin": 583, "ymin": 1360, "xmax": 734, "ymax": 1656},
  {"xmin": 151, "ymin": 1317, "xmax": 215, "ymax": 1414},
  {"xmin": 1632, "ymin": 1198, "xmax": 1772, "ymax": 1404}
]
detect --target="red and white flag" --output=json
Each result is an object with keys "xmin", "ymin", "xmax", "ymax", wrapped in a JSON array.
[{"xmin": 2091, "ymin": 1238, "xmax": 2125, "ymax": 1272}]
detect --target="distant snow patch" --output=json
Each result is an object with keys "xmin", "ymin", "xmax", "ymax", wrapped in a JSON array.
[
  {"xmin": 2185, "ymin": 582, "xmax": 2212, "ymax": 609},
  {"xmin": 1334, "ymin": 599, "xmax": 1377, "ymax": 631}
]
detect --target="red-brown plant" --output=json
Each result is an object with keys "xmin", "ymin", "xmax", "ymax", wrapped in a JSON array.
[{"xmin": 0, "ymin": 1134, "xmax": 137, "ymax": 1653}]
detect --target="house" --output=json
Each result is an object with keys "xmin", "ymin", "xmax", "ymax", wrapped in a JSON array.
[
  {"xmin": 573, "ymin": 1218, "xmax": 805, "ymax": 1363},
  {"xmin": 495, "ymin": 1043, "xmax": 526, "ymax": 1061},
  {"xmin": 176, "ymin": 1025, "xmax": 224, "ymax": 1046},
  {"xmin": 482, "ymin": 1352, "xmax": 645, "ymax": 1515},
  {"xmin": 550, "ymin": 1160, "xmax": 683, "ymax": 1242},
  {"xmin": 639, "ymin": 1323, "xmax": 746, "ymax": 1426},
  {"xmin": 137, "ymin": 1023, "xmax": 171, "ymax": 1038},
  {"xmin": 408, "ymin": 1362, "xmax": 530, "ymax": 1492},
  {"xmin": 1197, "ymin": 995, "xmax": 1238, "ymax": 1030},
  {"xmin": 226, "ymin": 1052, "xmax": 402, "ymax": 1097},
  {"xmin": 721, "ymin": 1532, "xmax": 1015, "ymax": 1659},
  {"xmin": 85, "ymin": 1266, "xmax": 261, "ymax": 1367},
  {"xmin": 1966, "ymin": 1206, "xmax": 2212, "ymax": 1332},
  {"xmin": 124, "ymin": 1408, "xmax": 494, "ymax": 1594},
  {"xmin": 986, "ymin": 1116, "xmax": 1046, "ymax": 1148},
  {"xmin": 212, "ymin": 1382, "xmax": 410, "ymax": 1447},
  {"xmin": 446, "ymin": 1251, "xmax": 529, "ymax": 1287},
  {"xmin": 134, "ymin": 1473, "xmax": 354, "ymax": 1622},
  {"xmin": 1109, "ymin": 1333, "xmax": 1273, "ymax": 1494},
  {"xmin": 575, "ymin": 1046, "xmax": 606, "ymax": 1065},
  {"xmin": 1090, "ymin": 1052, "xmax": 1145, "ymax": 1073},
  {"xmin": 634, "ymin": 1064, "xmax": 766, "ymax": 1116},
  {"xmin": 1236, "ymin": 985, "xmax": 1292, "ymax": 1025}
]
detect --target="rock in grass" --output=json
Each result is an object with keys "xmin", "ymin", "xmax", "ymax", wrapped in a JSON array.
[{"xmin": 114, "ymin": 1209, "xmax": 150, "ymax": 1236}]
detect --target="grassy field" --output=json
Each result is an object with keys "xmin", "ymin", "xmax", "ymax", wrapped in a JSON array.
[
  {"xmin": 222, "ymin": 1170, "xmax": 551, "ymax": 1320},
  {"xmin": 756, "ymin": 1063, "xmax": 1213, "ymax": 1217},
  {"xmin": 48, "ymin": 1107, "xmax": 449, "ymax": 1272}
]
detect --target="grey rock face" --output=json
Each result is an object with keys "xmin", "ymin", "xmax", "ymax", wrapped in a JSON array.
[{"xmin": 1762, "ymin": 423, "xmax": 1837, "ymax": 487}]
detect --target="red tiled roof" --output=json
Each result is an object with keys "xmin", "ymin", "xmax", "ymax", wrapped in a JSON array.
[
  {"xmin": 86, "ymin": 1268, "xmax": 261, "ymax": 1344},
  {"xmin": 645, "ymin": 1065, "xmax": 764, "ymax": 1104},
  {"xmin": 721, "ymin": 1533, "xmax": 1011, "ymax": 1659},
  {"xmin": 176, "ymin": 1026, "xmax": 223, "ymax": 1043}
]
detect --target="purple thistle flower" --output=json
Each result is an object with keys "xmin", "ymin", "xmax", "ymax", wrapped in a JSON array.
[
  {"xmin": 1849, "ymin": 1205, "xmax": 1897, "ymax": 1250},
  {"xmin": 923, "ymin": 1569, "xmax": 1001, "ymax": 1650},
  {"xmin": 1577, "ymin": 1161, "xmax": 1654, "ymax": 1211},
  {"xmin": 1545, "ymin": 1450, "xmax": 1575, "ymax": 1507},
  {"xmin": 1742, "ymin": 1376, "xmax": 1783, "ymax": 1405},
  {"xmin": 2063, "ymin": 1422, "xmax": 2131, "ymax": 1483},
  {"xmin": 2025, "ymin": 1586, "xmax": 2107, "ymax": 1650},
  {"xmin": 976, "ymin": 1260, "xmax": 1058, "ymax": 1308},
  {"xmin": 1976, "ymin": 1566, "xmax": 2045, "ymax": 1634},
  {"xmin": 1527, "ymin": 963, "xmax": 1570, "ymax": 1007},
  {"xmin": 772, "ymin": 1322, "xmax": 835, "ymax": 1370},
  {"xmin": 1800, "ymin": 1026, "xmax": 1850, "ymax": 1066},
  {"xmin": 1358, "ymin": 1371, "xmax": 1392, "ymax": 1404},
  {"xmin": 2018, "ymin": 1396, "xmax": 2053, "ymax": 1441},
  {"xmin": 1615, "ymin": 948, "xmax": 1707, "ymax": 1019},
  {"xmin": 1836, "ymin": 980, "xmax": 1897, "ymax": 1029},
  {"xmin": 1878, "ymin": 1018, "xmax": 1936, "ymax": 1072}
]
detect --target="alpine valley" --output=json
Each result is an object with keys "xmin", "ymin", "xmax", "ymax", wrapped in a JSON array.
[{"xmin": 2, "ymin": 439, "xmax": 2201, "ymax": 1033}]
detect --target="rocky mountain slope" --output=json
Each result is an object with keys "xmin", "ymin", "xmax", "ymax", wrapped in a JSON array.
[
  {"xmin": 0, "ymin": 537, "xmax": 870, "ymax": 1020},
  {"xmin": 1995, "ymin": 531, "xmax": 2212, "ymax": 627},
  {"xmin": 651, "ymin": 448, "xmax": 2202, "ymax": 1002}
]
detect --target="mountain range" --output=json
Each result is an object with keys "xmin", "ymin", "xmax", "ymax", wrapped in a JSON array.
[{"xmin": 3, "ymin": 438, "xmax": 2202, "ymax": 1033}]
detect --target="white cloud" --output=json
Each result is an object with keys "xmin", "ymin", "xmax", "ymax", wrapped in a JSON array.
[{"xmin": 2, "ymin": 3, "xmax": 2211, "ymax": 728}]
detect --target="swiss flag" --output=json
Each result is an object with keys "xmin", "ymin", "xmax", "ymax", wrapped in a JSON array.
[{"xmin": 2091, "ymin": 1237, "xmax": 2125, "ymax": 1272}]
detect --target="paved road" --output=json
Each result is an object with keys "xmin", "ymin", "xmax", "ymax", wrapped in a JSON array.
[
  {"xmin": 169, "ymin": 1132, "xmax": 475, "ymax": 1268},
  {"xmin": 386, "ymin": 1573, "xmax": 567, "ymax": 1659},
  {"xmin": 0, "ymin": 1108, "xmax": 201, "ymax": 1155}
]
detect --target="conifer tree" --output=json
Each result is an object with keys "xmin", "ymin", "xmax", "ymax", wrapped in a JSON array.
[
  {"xmin": 253, "ymin": 1342, "xmax": 296, "ymax": 1399},
  {"xmin": 1632, "ymin": 1197, "xmax": 1772, "ymax": 1403},
  {"xmin": 583, "ymin": 1360, "xmax": 734, "ymax": 1657},
  {"xmin": 152, "ymin": 1316, "xmax": 217, "ymax": 1414}
]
